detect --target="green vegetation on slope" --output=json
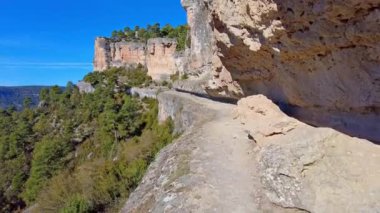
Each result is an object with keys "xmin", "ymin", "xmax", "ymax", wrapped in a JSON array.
[
  {"xmin": 110, "ymin": 23, "xmax": 189, "ymax": 51},
  {"xmin": 0, "ymin": 67, "xmax": 176, "ymax": 212}
]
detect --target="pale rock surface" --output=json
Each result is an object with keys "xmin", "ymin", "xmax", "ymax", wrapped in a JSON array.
[
  {"xmin": 109, "ymin": 41, "xmax": 146, "ymax": 68},
  {"xmin": 235, "ymin": 95, "xmax": 380, "ymax": 212},
  {"xmin": 123, "ymin": 91, "xmax": 380, "ymax": 212},
  {"xmin": 93, "ymin": 37, "xmax": 111, "ymax": 71},
  {"xmin": 93, "ymin": 37, "xmax": 146, "ymax": 71},
  {"xmin": 93, "ymin": 37, "xmax": 183, "ymax": 81},
  {"xmin": 147, "ymin": 38, "xmax": 179, "ymax": 81},
  {"xmin": 181, "ymin": 0, "xmax": 214, "ymax": 76},
  {"xmin": 76, "ymin": 81, "xmax": 95, "ymax": 94},
  {"xmin": 128, "ymin": 87, "xmax": 160, "ymax": 99}
]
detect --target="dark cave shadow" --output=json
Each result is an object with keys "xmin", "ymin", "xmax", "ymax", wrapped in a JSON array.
[
  {"xmin": 277, "ymin": 102, "xmax": 380, "ymax": 145},
  {"xmin": 174, "ymin": 88, "xmax": 238, "ymax": 104}
]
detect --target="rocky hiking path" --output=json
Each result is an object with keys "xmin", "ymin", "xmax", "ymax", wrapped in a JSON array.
[
  {"xmin": 182, "ymin": 101, "xmax": 258, "ymax": 212},
  {"xmin": 123, "ymin": 91, "xmax": 260, "ymax": 212},
  {"xmin": 123, "ymin": 91, "xmax": 380, "ymax": 213}
]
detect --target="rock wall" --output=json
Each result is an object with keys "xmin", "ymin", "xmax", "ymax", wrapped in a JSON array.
[
  {"xmin": 128, "ymin": 87, "xmax": 160, "ymax": 99},
  {"xmin": 183, "ymin": 0, "xmax": 380, "ymax": 142},
  {"xmin": 93, "ymin": 37, "xmax": 181, "ymax": 81},
  {"xmin": 147, "ymin": 38, "xmax": 178, "ymax": 81},
  {"xmin": 93, "ymin": 37, "xmax": 111, "ymax": 71},
  {"xmin": 93, "ymin": 37, "xmax": 146, "ymax": 71},
  {"xmin": 181, "ymin": 0, "xmax": 214, "ymax": 76}
]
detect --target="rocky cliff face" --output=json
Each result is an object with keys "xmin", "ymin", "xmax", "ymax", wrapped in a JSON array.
[
  {"xmin": 94, "ymin": 37, "xmax": 147, "ymax": 71},
  {"xmin": 182, "ymin": 0, "xmax": 380, "ymax": 142},
  {"xmin": 147, "ymin": 38, "xmax": 179, "ymax": 80},
  {"xmin": 93, "ymin": 37, "xmax": 181, "ymax": 81},
  {"xmin": 181, "ymin": 0, "xmax": 213, "ymax": 76}
]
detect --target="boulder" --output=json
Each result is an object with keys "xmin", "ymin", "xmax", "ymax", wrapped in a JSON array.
[{"xmin": 235, "ymin": 95, "xmax": 380, "ymax": 212}]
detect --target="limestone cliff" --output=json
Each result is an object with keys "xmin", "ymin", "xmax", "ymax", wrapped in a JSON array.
[
  {"xmin": 181, "ymin": 0, "xmax": 213, "ymax": 76},
  {"xmin": 147, "ymin": 38, "xmax": 179, "ymax": 80},
  {"xmin": 93, "ymin": 37, "xmax": 146, "ymax": 71},
  {"xmin": 182, "ymin": 0, "xmax": 380, "ymax": 142},
  {"xmin": 93, "ymin": 37, "xmax": 181, "ymax": 81}
]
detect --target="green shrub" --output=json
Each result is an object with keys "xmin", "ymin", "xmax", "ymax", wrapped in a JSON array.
[
  {"xmin": 170, "ymin": 73, "xmax": 179, "ymax": 81},
  {"xmin": 60, "ymin": 195, "xmax": 91, "ymax": 213},
  {"xmin": 181, "ymin": 73, "xmax": 189, "ymax": 80},
  {"xmin": 110, "ymin": 24, "xmax": 188, "ymax": 51},
  {"xmin": 23, "ymin": 137, "xmax": 72, "ymax": 203},
  {"xmin": 161, "ymin": 81, "xmax": 169, "ymax": 87}
]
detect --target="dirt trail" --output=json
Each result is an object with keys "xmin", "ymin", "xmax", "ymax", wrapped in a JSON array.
[
  {"xmin": 186, "ymin": 99, "xmax": 258, "ymax": 212},
  {"xmin": 123, "ymin": 91, "xmax": 259, "ymax": 212}
]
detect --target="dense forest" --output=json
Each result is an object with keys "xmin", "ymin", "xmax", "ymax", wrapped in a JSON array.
[
  {"xmin": 0, "ymin": 67, "xmax": 176, "ymax": 212},
  {"xmin": 110, "ymin": 23, "xmax": 188, "ymax": 51}
]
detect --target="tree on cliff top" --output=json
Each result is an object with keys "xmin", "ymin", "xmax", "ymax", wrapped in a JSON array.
[{"xmin": 110, "ymin": 23, "xmax": 188, "ymax": 51}]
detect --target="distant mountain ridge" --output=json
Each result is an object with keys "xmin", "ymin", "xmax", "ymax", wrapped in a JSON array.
[{"xmin": 0, "ymin": 86, "xmax": 48, "ymax": 109}]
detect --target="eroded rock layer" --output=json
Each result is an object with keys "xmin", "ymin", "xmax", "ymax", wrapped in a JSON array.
[
  {"xmin": 147, "ymin": 38, "xmax": 179, "ymax": 80},
  {"xmin": 93, "ymin": 37, "xmax": 181, "ymax": 81},
  {"xmin": 182, "ymin": 0, "xmax": 380, "ymax": 141},
  {"xmin": 93, "ymin": 37, "xmax": 146, "ymax": 71}
]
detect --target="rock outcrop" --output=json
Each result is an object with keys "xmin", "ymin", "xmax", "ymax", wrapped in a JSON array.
[
  {"xmin": 77, "ymin": 81, "xmax": 95, "ymax": 94},
  {"xmin": 128, "ymin": 87, "xmax": 160, "ymax": 99},
  {"xmin": 123, "ymin": 91, "xmax": 380, "ymax": 212},
  {"xmin": 93, "ymin": 37, "xmax": 111, "ymax": 71},
  {"xmin": 93, "ymin": 37, "xmax": 147, "ymax": 71},
  {"xmin": 93, "ymin": 37, "xmax": 181, "ymax": 81},
  {"xmin": 181, "ymin": 0, "xmax": 380, "ymax": 142},
  {"xmin": 235, "ymin": 95, "xmax": 380, "ymax": 212}
]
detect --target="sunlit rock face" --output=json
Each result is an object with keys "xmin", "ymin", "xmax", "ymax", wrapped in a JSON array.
[
  {"xmin": 184, "ymin": 0, "xmax": 380, "ymax": 141},
  {"xmin": 147, "ymin": 38, "xmax": 178, "ymax": 81},
  {"xmin": 181, "ymin": 0, "xmax": 214, "ymax": 76},
  {"xmin": 93, "ymin": 37, "xmax": 146, "ymax": 71},
  {"xmin": 93, "ymin": 37, "xmax": 111, "ymax": 71},
  {"xmin": 94, "ymin": 37, "xmax": 184, "ymax": 81}
]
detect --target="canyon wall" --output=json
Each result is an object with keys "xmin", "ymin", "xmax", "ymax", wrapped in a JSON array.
[
  {"xmin": 93, "ymin": 37, "xmax": 180, "ymax": 81},
  {"xmin": 93, "ymin": 37, "xmax": 146, "ymax": 71},
  {"xmin": 182, "ymin": 0, "xmax": 380, "ymax": 142},
  {"xmin": 147, "ymin": 38, "xmax": 178, "ymax": 80}
]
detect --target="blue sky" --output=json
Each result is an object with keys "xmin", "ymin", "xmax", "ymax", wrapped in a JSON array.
[{"xmin": 0, "ymin": 0, "xmax": 186, "ymax": 86}]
